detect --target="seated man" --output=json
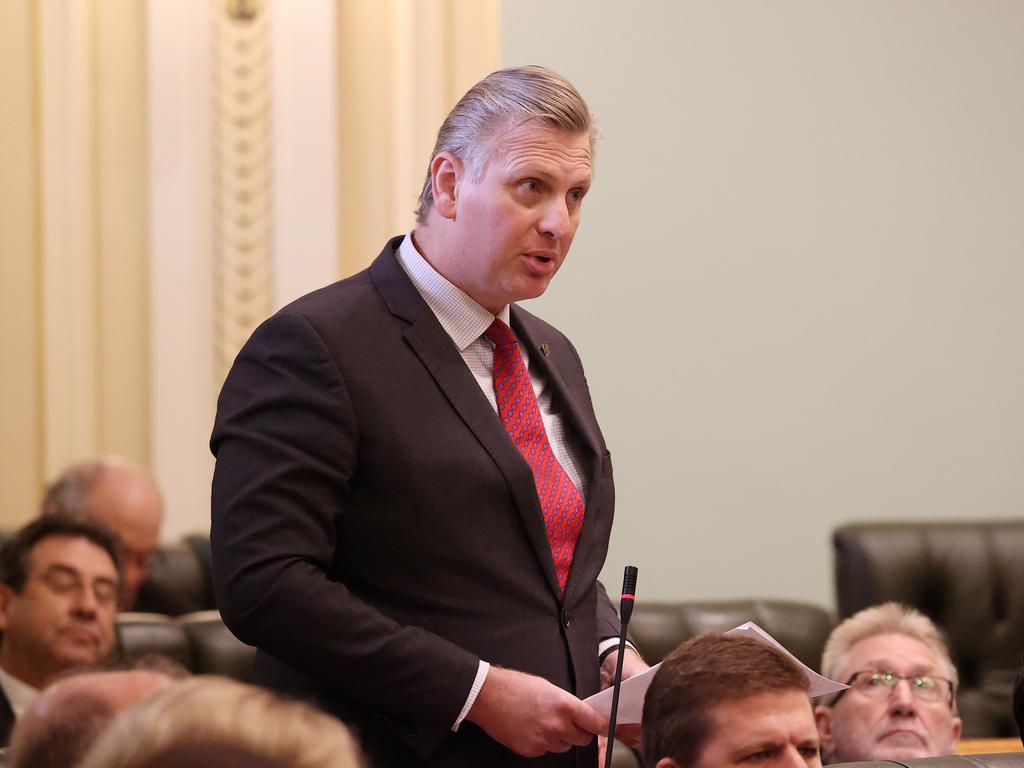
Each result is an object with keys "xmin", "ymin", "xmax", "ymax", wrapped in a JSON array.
[
  {"xmin": 642, "ymin": 634, "xmax": 821, "ymax": 768},
  {"xmin": 41, "ymin": 457, "xmax": 164, "ymax": 611},
  {"xmin": 0, "ymin": 515, "xmax": 121, "ymax": 745},
  {"xmin": 7, "ymin": 668, "xmax": 174, "ymax": 768},
  {"xmin": 814, "ymin": 602, "xmax": 961, "ymax": 763},
  {"xmin": 77, "ymin": 676, "xmax": 364, "ymax": 768}
]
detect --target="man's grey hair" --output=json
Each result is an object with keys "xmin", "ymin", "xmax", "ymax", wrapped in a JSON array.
[
  {"xmin": 821, "ymin": 602, "xmax": 959, "ymax": 688},
  {"xmin": 415, "ymin": 65, "xmax": 596, "ymax": 223},
  {"xmin": 39, "ymin": 460, "xmax": 109, "ymax": 517}
]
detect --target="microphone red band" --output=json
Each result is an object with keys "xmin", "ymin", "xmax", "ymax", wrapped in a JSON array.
[{"xmin": 620, "ymin": 593, "xmax": 635, "ymax": 601}]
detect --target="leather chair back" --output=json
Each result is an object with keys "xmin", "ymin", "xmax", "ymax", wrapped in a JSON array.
[
  {"xmin": 629, "ymin": 598, "xmax": 834, "ymax": 669},
  {"xmin": 115, "ymin": 611, "xmax": 256, "ymax": 681}
]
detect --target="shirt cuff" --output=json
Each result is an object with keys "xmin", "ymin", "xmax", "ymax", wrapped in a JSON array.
[
  {"xmin": 598, "ymin": 637, "xmax": 638, "ymax": 664},
  {"xmin": 452, "ymin": 660, "xmax": 490, "ymax": 732}
]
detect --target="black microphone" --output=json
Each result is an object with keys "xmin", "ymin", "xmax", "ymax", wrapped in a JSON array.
[{"xmin": 603, "ymin": 565, "xmax": 638, "ymax": 768}]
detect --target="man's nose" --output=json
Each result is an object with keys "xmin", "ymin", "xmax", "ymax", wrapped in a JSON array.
[
  {"xmin": 888, "ymin": 678, "xmax": 918, "ymax": 713},
  {"xmin": 71, "ymin": 586, "xmax": 99, "ymax": 616},
  {"xmin": 539, "ymin": 199, "xmax": 571, "ymax": 239}
]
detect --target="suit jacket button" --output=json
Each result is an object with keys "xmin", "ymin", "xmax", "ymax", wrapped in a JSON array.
[{"xmin": 562, "ymin": 611, "xmax": 572, "ymax": 627}]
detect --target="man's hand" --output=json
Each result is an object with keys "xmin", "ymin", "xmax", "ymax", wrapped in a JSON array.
[
  {"xmin": 599, "ymin": 647, "xmax": 650, "ymax": 749},
  {"xmin": 467, "ymin": 666, "xmax": 609, "ymax": 757}
]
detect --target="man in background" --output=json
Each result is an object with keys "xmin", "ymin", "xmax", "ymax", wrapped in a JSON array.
[
  {"xmin": 814, "ymin": 602, "xmax": 961, "ymax": 763},
  {"xmin": 642, "ymin": 634, "xmax": 821, "ymax": 768},
  {"xmin": 0, "ymin": 515, "xmax": 121, "ymax": 745},
  {"xmin": 7, "ymin": 668, "xmax": 174, "ymax": 768},
  {"xmin": 41, "ymin": 457, "xmax": 163, "ymax": 610}
]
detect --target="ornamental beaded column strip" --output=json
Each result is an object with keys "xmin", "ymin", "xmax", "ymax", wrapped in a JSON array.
[{"xmin": 213, "ymin": 0, "xmax": 273, "ymax": 385}]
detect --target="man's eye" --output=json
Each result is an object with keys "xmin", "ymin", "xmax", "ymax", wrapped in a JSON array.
[
  {"xmin": 568, "ymin": 189, "xmax": 586, "ymax": 204},
  {"xmin": 743, "ymin": 750, "xmax": 773, "ymax": 762},
  {"xmin": 94, "ymin": 584, "xmax": 118, "ymax": 606},
  {"xmin": 800, "ymin": 746, "xmax": 820, "ymax": 758},
  {"xmin": 520, "ymin": 179, "xmax": 541, "ymax": 193},
  {"xmin": 43, "ymin": 573, "xmax": 78, "ymax": 591},
  {"xmin": 914, "ymin": 677, "xmax": 936, "ymax": 690}
]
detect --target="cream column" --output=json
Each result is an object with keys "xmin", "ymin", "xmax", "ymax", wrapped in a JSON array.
[
  {"xmin": 0, "ymin": 0, "xmax": 148, "ymax": 528},
  {"xmin": 148, "ymin": 0, "xmax": 216, "ymax": 539},
  {"xmin": 336, "ymin": 0, "xmax": 500, "ymax": 274},
  {"xmin": 0, "ymin": 0, "xmax": 43, "ymax": 523}
]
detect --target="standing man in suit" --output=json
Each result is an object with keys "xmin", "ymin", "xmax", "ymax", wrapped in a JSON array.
[
  {"xmin": 0, "ymin": 515, "xmax": 121, "ymax": 746},
  {"xmin": 211, "ymin": 65, "xmax": 646, "ymax": 767}
]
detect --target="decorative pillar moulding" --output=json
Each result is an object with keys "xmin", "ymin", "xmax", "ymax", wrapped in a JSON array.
[{"xmin": 213, "ymin": 0, "xmax": 274, "ymax": 385}]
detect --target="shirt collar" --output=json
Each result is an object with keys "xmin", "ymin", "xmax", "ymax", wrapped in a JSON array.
[
  {"xmin": 0, "ymin": 664, "xmax": 40, "ymax": 718},
  {"xmin": 396, "ymin": 232, "xmax": 510, "ymax": 350}
]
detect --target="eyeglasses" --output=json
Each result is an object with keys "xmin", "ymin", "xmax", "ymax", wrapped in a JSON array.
[{"xmin": 833, "ymin": 670, "xmax": 955, "ymax": 705}]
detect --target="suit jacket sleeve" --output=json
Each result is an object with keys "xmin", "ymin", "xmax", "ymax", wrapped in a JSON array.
[
  {"xmin": 595, "ymin": 580, "xmax": 622, "ymax": 641},
  {"xmin": 210, "ymin": 310, "xmax": 479, "ymax": 751}
]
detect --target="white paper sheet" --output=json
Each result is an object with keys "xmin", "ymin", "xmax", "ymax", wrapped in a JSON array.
[{"xmin": 582, "ymin": 620, "xmax": 848, "ymax": 723}]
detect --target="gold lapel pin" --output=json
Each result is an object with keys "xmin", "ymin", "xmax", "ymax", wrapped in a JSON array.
[{"xmin": 540, "ymin": 343, "xmax": 550, "ymax": 357}]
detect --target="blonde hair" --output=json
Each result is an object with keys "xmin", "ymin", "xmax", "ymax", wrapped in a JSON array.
[
  {"xmin": 78, "ymin": 676, "xmax": 363, "ymax": 768},
  {"xmin": 821, "ymin": 602, "xmax": 958, "ymax": 687},
  {"xmin": 415, "ymin": 65, "xmax": 596, "ymax": 222}
]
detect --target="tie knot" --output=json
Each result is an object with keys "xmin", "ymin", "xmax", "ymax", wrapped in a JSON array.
[{"xmin": 485, "ymin": 319, "xmax": 518, "ymax": 349}]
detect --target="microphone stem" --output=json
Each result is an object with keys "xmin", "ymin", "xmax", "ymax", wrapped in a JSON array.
[{"xmin": 603, "ymin": 625, "xmax": 628, "ymax": 768}]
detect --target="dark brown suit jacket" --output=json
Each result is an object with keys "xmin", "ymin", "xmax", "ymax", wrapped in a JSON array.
[
  {"xmin": 0, "ymin": 687, "xmax": 14, "ymax": 747},
  {"xmin": 211, "ymin": 238, "xmax": 619, "ymax": 767}
]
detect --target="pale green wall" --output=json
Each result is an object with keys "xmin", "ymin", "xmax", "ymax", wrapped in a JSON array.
[{"xmin": 502, "ymin": 1, "xmax": 1024, "ymax": 609}]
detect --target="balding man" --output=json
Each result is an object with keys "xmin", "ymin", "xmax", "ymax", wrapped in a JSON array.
[
  {"xmin": 41, "ymin": 457, "xmax": 164, "ymax": 610},
  {"xmin": 8, "ymin": 669, "xmax": 174, "ymax": 768}
]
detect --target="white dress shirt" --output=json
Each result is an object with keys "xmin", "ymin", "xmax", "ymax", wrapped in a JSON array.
[{"xmin": 0, "ymin": 665, "xmax": 40, "ymax": 719}]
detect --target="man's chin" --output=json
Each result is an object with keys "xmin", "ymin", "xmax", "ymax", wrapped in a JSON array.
[{"xmin": 55, "ymin": 640, "xmax": 106, "ymax": 667}]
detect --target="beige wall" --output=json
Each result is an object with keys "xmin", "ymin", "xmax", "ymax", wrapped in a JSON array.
[
  {"xmin": 0, "ymin": 0, "xmax": 148, "ymax": 528},
  {"xmin": 336, "ymin": 0, "xmax": 499, "ymax": 274},
  {"xmin": 0, "ymin": 0, "xmax": 43, "ymax": 524},
  {"xmin": 503, "ymin": 1, "xmax": 1024, "ymax": 608}
]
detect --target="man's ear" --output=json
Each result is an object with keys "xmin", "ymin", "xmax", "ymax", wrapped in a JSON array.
[
  {"xmin": 0, "ymin": 585, "xmax": 16, "ymax": 631},
  {"xmin": 948, "ymin": 713, "xmax": 963, "ymax": 752},
  {"xmin": 654, "ymin": 759, "xmax": 682, "ymax": 768},
  {"xmin": 814, "ymin": 704, "xmax": 835, "ymax": 754},
  {"xmin": 430, "ymin": 152, "xmax": 462, "ymax": 221}
]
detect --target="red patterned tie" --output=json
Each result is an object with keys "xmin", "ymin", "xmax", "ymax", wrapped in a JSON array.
[{"xmin": 485, "ymin": 318, "xmax": 584, "ymax": 593}]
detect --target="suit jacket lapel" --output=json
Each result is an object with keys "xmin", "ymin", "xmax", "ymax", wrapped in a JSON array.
[
  {"xmin": 369, "ymin": 244, "xmax": 563, "ymax": 597},
  {"xmin": 511, "ymin": 307, "xmax": 602, "ymax": 457},
  {"xmin": 512, "ymin": 307, "xmax": 610, "ymax": 604}
]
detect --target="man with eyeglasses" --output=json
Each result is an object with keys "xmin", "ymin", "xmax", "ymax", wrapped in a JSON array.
[
  {"xmin": 814, "ymin": 602, "xmax": 962, "ymax": 763},
  {"xmin": 0, "ymin": 514, "xmax": 121, "ymax": 746}
]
